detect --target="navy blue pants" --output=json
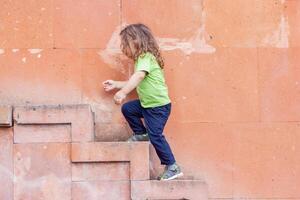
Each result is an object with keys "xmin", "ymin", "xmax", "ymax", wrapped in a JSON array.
[{"xmin": 121, "ymin": 99, "xmax": 176, "ymax": 165}]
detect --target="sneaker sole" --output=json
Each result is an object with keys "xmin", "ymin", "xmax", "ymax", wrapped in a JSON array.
[{"xmin": 161, "ymin": 172, "xmax": 184, "ymax": 181}]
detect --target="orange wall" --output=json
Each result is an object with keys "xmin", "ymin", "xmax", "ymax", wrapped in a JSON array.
[{"xmin": 0, "ymin": 0, "xmax": 299, "ymax": 198}]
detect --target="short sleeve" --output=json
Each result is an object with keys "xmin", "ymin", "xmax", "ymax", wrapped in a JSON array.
[{"xmin": 135, "ymin": 53, "xmax": 151, "ymax": 73}]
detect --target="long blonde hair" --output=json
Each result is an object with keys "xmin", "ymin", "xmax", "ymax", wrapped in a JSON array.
[{"xmin": 120, "ymin": 23, "xmax": 164, "ymax": 68}]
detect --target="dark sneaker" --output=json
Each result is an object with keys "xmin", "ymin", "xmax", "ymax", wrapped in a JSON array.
[
  {"xmin": 158, "ymin": 163, "xmax": 183, "ymax": 181},
  {"xmin": 126, "ymin": 133, "xmax": 149, "ymax": 142}
]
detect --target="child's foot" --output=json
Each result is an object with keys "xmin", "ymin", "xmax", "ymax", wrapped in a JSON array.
[
  {"xmin": 157, "ymin": 165, "xmax": 167, "ymax": 180},
  {"xmin": 158, "ymin": 163, "xmax": 183, "ymax": 181},
  {"xmin": 126, "ymin": 133, "xmax": 149, "ymax": 142}
]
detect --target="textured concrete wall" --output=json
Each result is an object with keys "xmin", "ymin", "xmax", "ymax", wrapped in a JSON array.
[{"xmin": 0, "ymin": 0, "xmax": 299, "ymax": 199}]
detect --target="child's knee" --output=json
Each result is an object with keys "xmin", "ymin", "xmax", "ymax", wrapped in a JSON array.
[{"xmin": 121, "ymin": 103, "xmax": 129, "ymax": 115}]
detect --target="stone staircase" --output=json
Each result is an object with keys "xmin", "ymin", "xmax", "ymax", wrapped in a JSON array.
[{"xmin": 0, "ymin": 104, "xmax": 208, "ymax": 200}]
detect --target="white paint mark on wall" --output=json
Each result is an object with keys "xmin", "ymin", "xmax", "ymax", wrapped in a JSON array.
[
  {"xmin": 12, "ymin": 49, "xmax": 19, "ymax": 53},
  {"xmin": 98, "ymin": 25, "xmax": 125, "ymax": 73},
  {"xmin": 28, "ymin": 49, "xmax": 43, "ymax": 54},
  {"xmin": 37, "ymin": 54, "xmax": 41, "ymax": 58},
  {"xmin": 0, "ymin": 49, "xmax": 5, "ymax": 55},
  {"xmin": 100, "ymin": 12, "xmax": 215, "ymax": 72},
  {"xmin": 159, "ymin": 12, "xmax": 215, "ymax": 54},
  {"xmin": 22, "ymin": 57, "xmax": 26, "ymax": 63},
  {"xmin": 262, "ymin": 15, "xmax": 290, "ymax": 48}
]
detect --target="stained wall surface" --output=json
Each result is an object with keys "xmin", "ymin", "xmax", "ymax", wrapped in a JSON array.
[{"xmin": 0, "ymin": 0, "xmax": 299, "ymax": 199}]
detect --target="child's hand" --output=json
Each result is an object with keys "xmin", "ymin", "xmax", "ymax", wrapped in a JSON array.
[
  {"xmin": 102, "ymin": 80, "xmax": 116, "ymax": 92},
  {"xmin": 114, "ymin": 91, "xmax": 126, "ymax": 105}
]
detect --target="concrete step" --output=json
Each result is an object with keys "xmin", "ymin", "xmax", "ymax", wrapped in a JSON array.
[
  {"xmin": 14, "ymin": 104, "xmax": 95, "ymax": 142},
  {"xmin": 71, "ymin": 142, "xmax": 150, "ymax": 180},
  {"xmin": 0, "ymin": 105, "xmax": 12, "ymax": 127},
  {"xmin": 131, "ymin": 180, "xmax": 208, "ymax": 200},
  {"xmin": 2, "ymin": 104, "xmax": 209, "ymax": 199}
]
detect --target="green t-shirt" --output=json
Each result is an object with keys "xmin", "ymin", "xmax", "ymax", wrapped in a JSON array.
[{"xmin": 135, "ymin": 52, "xmax": 171, "ymax": 108}]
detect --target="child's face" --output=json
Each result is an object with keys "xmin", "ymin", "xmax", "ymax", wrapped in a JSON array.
[{"xmin": 121, "ymin": 45, "xmax": 132, "ymax": 58}]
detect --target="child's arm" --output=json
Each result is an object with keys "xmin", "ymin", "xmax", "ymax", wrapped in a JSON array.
[
  {"xmin": 119, "ymin": 71, "xmax": 146, "ymax": 94},
  {"xmin": 114, "ymin": 71, "xmax": 146, "ymax": 104},
  {"xmin": 115, "ymin": 81, "xmax": 128, "ymax": 89}
]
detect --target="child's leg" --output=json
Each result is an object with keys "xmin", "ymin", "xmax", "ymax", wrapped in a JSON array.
[
  {"xmin": 142, "ymin": 103, "xmax": 176, "ymax": 165},
  {"xmin": 121, "ymin": 99, "xmax": 147, "ymax": 135}
]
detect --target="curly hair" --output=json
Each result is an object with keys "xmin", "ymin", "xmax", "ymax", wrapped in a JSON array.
[{"xmin": 120, "ymin": 23, "xmax": 164, "ymax": 68}]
